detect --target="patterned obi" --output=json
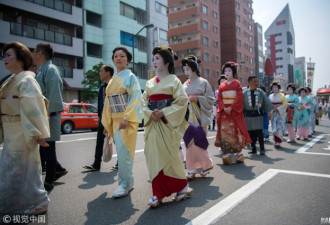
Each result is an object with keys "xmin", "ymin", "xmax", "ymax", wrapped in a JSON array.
[
  {"xmin": 108, "ymin": 92, "xmax": 128, "ymax": 113},
  {"xmin": 1, "ymin": 95, "xmax": 21, "ymax": 122},
  {"xmin": 148, "ymin": 94, "xmax": 173, "ymax": 124},
  {"xmin": 148, "ymin": 94, "xmax": 174, "ymax": 110},
  {"xmin": 287, "ymin": 101, "xmax": 294, "ymax": 123},
  {"xmin": 222, "ymin": 90, "xmax": 236, "ymax": 105}
]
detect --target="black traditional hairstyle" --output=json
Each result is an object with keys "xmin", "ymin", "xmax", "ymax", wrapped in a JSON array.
[
  {"xmin": 298, "ymin": 87, "xmax": 308, "ymax": 95},
  {"xmin": 286, "ymin": 83, "xmax": 296, "ymax": 92},
  {"xmin": 112, "ymin": 46, "xmax": 132, "ymax": 63},
  {"xmin": 152, "ymin": 45, "xmax": 178, "ymax": 74},
  {"xmin": 271, "ymin": 81, "xmax": 281, "ymax": 90},
  {"xmin": 222, "ymin": 61, "xmax": 238, "ymax": 78},
  {"xmin": 181, "ymin": 55, "xmax": 201, "ymax": 76},
  {"xmin": 218, "ymin": 75, "xmax": 227, "ymax": 85}
]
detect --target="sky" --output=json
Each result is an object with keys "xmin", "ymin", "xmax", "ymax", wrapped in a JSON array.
[{"xmin": 253, "ymin": 0, "xmax": 330, "ymax": 91}]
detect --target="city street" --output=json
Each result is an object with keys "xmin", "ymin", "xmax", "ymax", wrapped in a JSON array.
[{"xmin": 45, "ymin": 119, "xmax": 330, "ymax": 225}]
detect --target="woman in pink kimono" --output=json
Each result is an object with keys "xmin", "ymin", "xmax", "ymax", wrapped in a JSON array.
[{"xmin": 182, "ymin": 56, "xmax": 215, "ymax": 179}]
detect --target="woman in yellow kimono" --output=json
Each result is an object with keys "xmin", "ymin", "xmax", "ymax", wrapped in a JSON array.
[
  {"xmin": 0, "ymin": 42, "xmax": 50, "ymax": 214},
  {"xmin": 102, "ymin": 47, "xmax": 142, "ymax": 198},
  {"xmin": 142, "ymin": 46, "xmax": 192, "ymax": 208}
]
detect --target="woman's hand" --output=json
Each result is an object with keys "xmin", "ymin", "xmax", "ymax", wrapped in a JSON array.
[
  {"xmin": 150, "ymin": 112, "xmax": 160, "ymax": 121},
  {"xmin": 214, "ymin": 139, "xmax": 220, "ymax": 147},
  {"xmin": 224, "ymin": 107, "xmax": 232, "ymax": 115},
  {"xmin": 103, "ymin": 128, "xmax": 108, "ymax": 135},
  {"xmin": 153, "ymin": 109, "xmax": 164, "ymax": 120},
  {"xmin": 188, "ymin": 95, "xmax": 199, "ymax": 103},
  {"xmin": 119, "ymin": 119, "xmax": 128, "ymax": 130},
  {"xmin": 38, "ymin": 138, "xmax": 49, "ymax": 147}
]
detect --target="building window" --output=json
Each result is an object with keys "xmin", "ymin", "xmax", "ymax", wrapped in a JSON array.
[
  {"xmin": 155, "ymin": 2, "xmax": 167, "ymax": 15},
  {"xmin": 236, "ymin": 2, "xmax": 240, "ymax": 10},
  {"xmin": 214, "ymin": 41, "xmax": 219, "ymax": 48},
  {"xmin": 120, "ymin": 31, "xmax": 135, "ymax": 47},
  {"xmin": 203, "ymin": 20, "xmax": 208, "ymax": 30},
  {"xmin": 202, "ymin": 4, "xmax": 208, "ymax": 14},
  {"xmin": 276, "ymin": 49, "xmax": 283, "ymax": 53},
  {"xmin": 86, "ymin": 11, "xmax": 102, "ymax": 27},
  {"xmin": 159, "ymin": 29, "xmax": 167, "ymax": 40},
  {"xmin": 236, "ymin": 15, "xmax": 240, "ymax": 22},
  {"xmin": 204, "ymin": 52, "xmax": 210, "ymax": 62},
  {"xmin": 248, "ymin": 24, "xmax": 252, "ymax": 31},
  {"xmin": 216, "ymin": 71, "xmax": 220, "ymax": 77},
  {"xmin": 215, "ymin": 55, "xmax": 220, "ymax": 63},
  {"xmin": 203, "ymin": 36, "xmax": 209, "ymax": 46},
  {"xmin": 238, "ymin": 52, "xmax": 241, "ymax": 59},
  {"xmin": 243, "ymin": 8, "xmax": 247, "ymax": 14},
  {"xmin": 213, "ymin": 11, "xmax": 218, "ymax": 18},
  {"xmin": 249, "ymin": 35, "xmax": 253, "ymax": 42},
  {"xmin": 248, "ymin": 2, "xmax": 252, "ymax": 9},
  {"xmin": 213, "ymin": 0, "xmax": 218, "ymax": 4},
  {"xmin": 287, "ymin": 31, "xmax": 293, "ymax": 45},
  {"xmin": 276, "ymin": 57, "xmax": 283, "ymax": 61},
  {"xmin": 204, "ymin": 68, "xmax": 210, "ymax": 78},
  {"xmin": 250, "ymin": 57, "xmax": 254, "ymax": 64},
  {"xmin": 237, "ymin": 26, "xmax": 241, "ymax": 34},
  {"xmin": 244, "ymin": 43, "xmax": 248, "ymax": 49},
  {"xmin": 244, "ymin": 20, "xmax": 247, "ymax": 26},
  {"xmin": 120, "ymin": 2, "xmax": 135, "ymax": 20},
  {"xmin": 275, "ymin": 41, "xmax": 282, "ymax": 45},
  {"xmin": 287, "ymin": 48, "xmax": 293, "ymax": 54},
  {"xmin": 248, "ymin": 13, "xmax": 252, "ymax": 19},
  {"xmin": 213, "ymin": 26, "xmax": 218, "ymax": 33},
  {"xmin": 276, "ymin": 65, "xmax": 283, "ymax": 69},
  {"xmin": 245, "ymin": 67, "xmax": 249, "ymax": 73},
  {"xmin": 249, "ymin": 46, "xmax": 253, "ymax": 53},
  {"xmin": 237, "ymin": 39, "xmax": 241, "ymax": 47},
  {"xmin": 87, "ymin": 42, "xmax": 102, "ymax": 58},
  {"xmin": 244, "ymin": 31, "xmax": 248, "ymax": 37}
]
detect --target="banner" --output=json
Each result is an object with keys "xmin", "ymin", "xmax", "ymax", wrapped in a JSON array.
[{"xmin": 306, "ymin": 62, "xmax": 315, "ymax": 91}]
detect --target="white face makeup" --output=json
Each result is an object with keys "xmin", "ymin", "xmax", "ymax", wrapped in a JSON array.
[{"xmin": 224, "ymin": 67, "xmax": 234, "ymax": 80}]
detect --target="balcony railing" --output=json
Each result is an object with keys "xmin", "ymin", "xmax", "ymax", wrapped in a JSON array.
[
  {"xmin": 10, "ymin": 22, "xmax": 72, "ymax": 46},
  {"xmin": 57, "ymin": 65, "xmax": 73, "ymax": 78},
  {"xmin": 25, "ymin": 0, "xmax": 72, "ymax": 14}
]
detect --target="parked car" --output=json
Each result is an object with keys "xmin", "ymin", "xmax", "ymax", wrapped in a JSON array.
[{"xmin": 61, "ymin": 102, "xmax": 99, "ymax": 134}]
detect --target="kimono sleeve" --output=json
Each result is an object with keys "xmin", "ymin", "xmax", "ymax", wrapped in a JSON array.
[
  {"xmin": 197, "ymin": 80, "xmax": 215, "ymax": 113},
  {"xmin": 101, "ymin": 85, "xmax": 113, "ymax": 137},
  {"xmin": 162, "ymin": 78, "xmax": 189, "ymax": 128},
  {"xmin": 141, "ymin": 80, "xmax": 153, "ymax": 127},
  {"xmin": 123, "ymin": 74, "xmax": 143, "ymax": 123},
  {"xmin": 217, "ymin": 85, "xmax": 224, "ymax": 113},
  {"xmin": 19, "ymin": 77, "xmax": 50, "ymax": 150},
  {"xmin": 230, "ymin": 81, "xmax": 244, "ymax": 114},
  {"xmin": 260, "ymin": 90, "xmax": 274, "ymax": 113}
]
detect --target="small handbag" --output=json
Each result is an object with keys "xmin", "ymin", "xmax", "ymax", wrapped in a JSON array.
[{"xmin": 102, "ymin": 133, "xmax": 113, "ymax": 162}]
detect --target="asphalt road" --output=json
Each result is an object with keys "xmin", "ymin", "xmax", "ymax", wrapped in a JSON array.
[{"xmin": 40, "ymin": 117, "xmax": 330, "ymax": 225}]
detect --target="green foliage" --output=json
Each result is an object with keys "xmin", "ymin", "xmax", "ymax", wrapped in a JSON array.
[{"xmin": 81, "ymin": 62, "xmax": 103, "ymax": 101}]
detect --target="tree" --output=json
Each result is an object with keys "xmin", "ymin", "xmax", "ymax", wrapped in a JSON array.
[{"xmin": 81, "ymin": 62, "xmax": 103, "ymax": 102}]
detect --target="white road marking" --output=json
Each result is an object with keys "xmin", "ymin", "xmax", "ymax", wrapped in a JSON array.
[
  {"xmin": 295, "ymin": 134, "xmax": 330, "ymax": 155},
  {"xmin": 58, "ymin": 137, "xmax": 97, "ymax": 143},
  {"xmin": 187, "ymin": 169, "xmax": 330, "ymax": 225}
]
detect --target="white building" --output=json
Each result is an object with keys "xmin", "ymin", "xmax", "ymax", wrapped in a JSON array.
[{"xmin": 265, "ymin": 4, "xmax": 295, "ymax": 89}]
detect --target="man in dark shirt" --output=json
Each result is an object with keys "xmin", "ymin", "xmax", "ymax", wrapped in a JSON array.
[{"xmin": 83, "ymin": 65, "xmax": 113, "ymax": 171}]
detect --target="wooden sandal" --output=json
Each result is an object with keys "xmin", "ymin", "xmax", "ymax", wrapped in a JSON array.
[
  {"xmin": 236, "ymin": 153, "xmax": 244, "ymax": 163},
  {"xmin": 172, "ymin": 187, "xmax": 193, "ymax": 202},
  {"xmin": 200, "ymin": 164, "xmax": 214, "ymax": 177},
  {"xmin": 148, "ymin": 196, "xmax": 162, "ymax": 208}
]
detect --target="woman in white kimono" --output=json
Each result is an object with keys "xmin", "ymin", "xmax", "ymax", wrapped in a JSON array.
[
  {"xmin": 0, "ymin": 42, "xmax": 50, "ymax": 215},
  {"xmin": 269, "ymin": 81, "xmax": 287, "ymax": 148},
  {"xmin": 181, "ymin": 56, "xmax": 215, "ymax": 180}
]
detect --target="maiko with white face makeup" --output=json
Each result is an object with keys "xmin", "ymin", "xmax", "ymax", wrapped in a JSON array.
[
  {"xmin": 214, "ymin": 61, "xmax": 251, "ymax": 165},
  {"xmin": 181, "ymin": 55, "xmax": 215, "ymax": 180},
  {"xmin": 285, "ymin": 83, "xmax": 299, "ymax": 142},
  {"xmin": 141, "ymin": 46, "xmax": 192, "ymax": 208}
]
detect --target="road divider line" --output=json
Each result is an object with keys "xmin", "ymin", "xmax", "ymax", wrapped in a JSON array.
[
  {"xmin": 187, "ymin": 169, "xmax": 330, "ymax": 225},
  {"xmin": 295, "ymin": 134, "xmax": 330, "ymax": 155}
]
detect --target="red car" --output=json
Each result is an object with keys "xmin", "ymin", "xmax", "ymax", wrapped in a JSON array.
[{"xmin": 61, "ymin": 102, "xmax": 99, "ymax": 134}]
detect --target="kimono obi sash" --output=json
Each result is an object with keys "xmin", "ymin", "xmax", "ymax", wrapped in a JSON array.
[
  {"xmin": 222, "ymin": 90, "xmax": 236, "ymax": 105},
  {"xmin": 148, "ymin": 94, "xmax": 174, "ymax": 110},
  {"xmin": 148, "ymin": 94, "xmax": 173, "ymax": 124},
  {"xmin": 272, "ymin": 102, "xmax": 282, "ymax": 107},
  {"xmin": 1, "ymin": 95, "xmax": 21, "ymax": 122},
  {"xmin": 108, "ymin": 92, "xmax": 128, "ymax": 113}
]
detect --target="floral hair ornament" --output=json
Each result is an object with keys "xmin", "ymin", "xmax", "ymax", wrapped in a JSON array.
[{"xmin": 160, "ymin": 45, "xmax": 168, "ymax": 50}]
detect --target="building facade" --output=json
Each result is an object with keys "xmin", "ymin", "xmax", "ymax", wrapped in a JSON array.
[
  {"xmin": 146, "ymin": 0, "xmax": 169, "ymax": 80},
  {"xmin": 254, "ymin": 22, "xmax": 264, "ymax": 84},
  {"xmin": 83, "ymin": 0, "xmax": 152, "ymax": 90},
  {"xmin": 168, "ymin": 0, "xmax": 221, "ymax": 90},
  {"xmin": 220, "ymin": 0, "xmax": 255, "ymax": 87},
  {"xmin": 0, "ymin": 0, "xmax": 84, "ymax": 102},
  {"xmin": 265, "ymin": 4, "xmax": 295, "ymax": 89},
  {"xmin": 294, "ymin": 57, "xmax": 306, "ymax": 89}
]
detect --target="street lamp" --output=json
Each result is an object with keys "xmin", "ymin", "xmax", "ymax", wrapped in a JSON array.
[{"xmin": 132, "ymin": 23, "xmax": 154, "ymax": 73}]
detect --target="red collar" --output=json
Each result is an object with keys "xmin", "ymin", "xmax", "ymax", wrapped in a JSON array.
[{"xmin": 155, "ymin": 76, "xmax": 160, "ymax": 83}]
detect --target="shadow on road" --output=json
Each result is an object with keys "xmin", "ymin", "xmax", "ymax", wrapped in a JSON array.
[
  {"xmin": 85, "ymin": 192, "xmax": 138, "ymax": 225},
  {"xmin": 218, "ymin": 163, "xmax": 256, "ymax": 180},
  {"xmin": 78, "ymin": 171, "xmax": 117, "ymax": 189}
]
